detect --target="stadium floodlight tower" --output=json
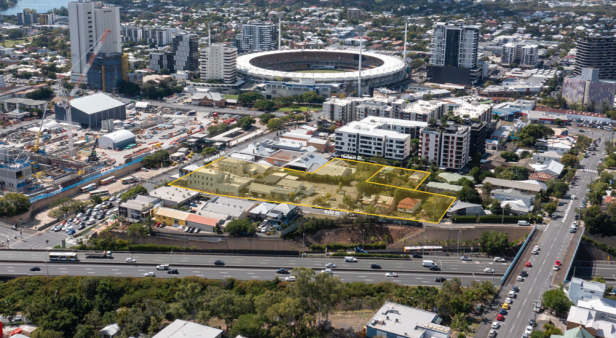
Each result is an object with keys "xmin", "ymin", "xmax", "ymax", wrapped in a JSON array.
[
  {"xmin": 403, "ymin": 17, "xmax": 409, "ymax": 66},
  {"xmin": 357, "ymin": 25, "xmax": 364, "ymax": 97},
  {"xmin": 278, "ymin": 17, "xmax": 282, "ymax": 50}
]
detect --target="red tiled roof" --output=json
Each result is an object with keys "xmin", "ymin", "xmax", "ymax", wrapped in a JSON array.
[
  {"xmin": 529, "ymin": 172, "xmax": 555, "ymax": 182},
  {"xmin": 185, "ymin": 214, "xmax": 218, "ymax": 226},
  {"xmin": 398, "ymin": 198, "xmax": 421, "ymax": 209},
  {"xmin": 605, "ymin": 196, "xmax": 616, "ymax": 204}
]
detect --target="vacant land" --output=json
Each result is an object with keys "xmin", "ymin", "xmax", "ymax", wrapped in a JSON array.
[
  {"xmin": 276, "ymin": 105, "xmax": 322, "ymax": 112},
  {"xmin": 1, "ymin": 39, "xmax": 26, "ymax": 47}
]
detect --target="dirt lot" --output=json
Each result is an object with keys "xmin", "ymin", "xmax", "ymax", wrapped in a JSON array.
[{"xmin": 301, "ymin": 223, "xmax": 422, "ymax": 247}]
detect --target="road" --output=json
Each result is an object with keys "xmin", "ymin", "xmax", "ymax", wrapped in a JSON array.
[
  {"xmin": 482, "ymin": 131, "xmax": 606, "ymax": 338},
  {"xmin": 0, "ymin": 250, "xmax": 509, "ymax": 276},
  {"xmin": 0, "ymin": 261, "xmax": 499, "ymax": 286}
]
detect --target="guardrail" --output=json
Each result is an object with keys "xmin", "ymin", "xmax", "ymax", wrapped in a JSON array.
[
  {"xmin": 30, "ymin": 158, "xmax": 143, "ymax": 203},
  {"xmin": 565, "ymin": 227, "xmax": 585, "ymax": 283},
  {"xmin": 501, "ymin": 225, "xmax": 537, "ymax": 285}
]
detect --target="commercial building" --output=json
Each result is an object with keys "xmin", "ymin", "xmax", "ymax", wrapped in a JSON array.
[
  {"xmin": 565, "ymin": 277, "xmax": 606, "ymax": 305},
  {"xmin": 4, "ymin": 98, "xmax": 46, "ymax": 112},
  {"xmin": 154, "ymin": 207, "xmax": 220, "ymax": 232},
  {"xmin": 38, "ymin": 13, "xmax": 57, "ymax": 25},
  {"xmin": 365, "ymin": 302, "xmax": 450, "ymax": 338},
  {"xmin": 152, "ymin": 320, "xmax": 222, "ymax": 338},
  {"xmin": 483, "ymin": 177, "xmax": 543, "ymax": 194},
  {"xmin": 199, "ymin": 196, "xmax": 257, "ymax": 220},
  {"xmin": 502, "ymin": 43, "xmax": 539, "ymax": 67},
  {"xmin": 429, "ymin": 23, "xmax": 481, "ymax": 85},
  {"xmin": 234, "ymin": 22, "xmax": 278, "ymax": 52},
  {"xmin": 469, "ymin": 122, "xmax": 487, "ymax": 156},
  {"xmin": 98, "ymin": 130, "xmax": 136, "ymax": 150},
  {"xmin": 173, "ymin": 34, "xmax": 199, "ymax": 71},
  {"xmin": 335, "ymin": 117, "xmax": 426, "ymax": 161},
  {"xmin": 347, "ymin": 8, "xmax": 361, "ymax": 19},
  {"xmin": 68, "ymin": 1, "xmax": 121, "ymax": 83},
  {"xmin": 119, "ymin": 194, "xmax": 162, "ymax": 223},
  {"xmin": 54, "ymin": 93, "xmax": 126, "ymax": 129},
  {"xmin": 121, "ymin": 26, "xmax": 173, "ymax": 46},
  {"xmin": 17, "ymin": 9, "xmax": 37, "ymax": 25},
  {"xmin": 86, "ymin": 52, "xmax": 128, "ymax": 92},
  {"xmin": 420, "ymin": 125, "xmax": 471, "ymax": 170},
  {"xmin": 199, "ymin": 44, "xmax": 237, "ymax": 84},
  {"xmin": 0, "ymin": 146, "xmax": 33, "ymax": 192},
  {"xmin": 562, "ymin": 68, "xmax": 616, "ymax": 112},
  {"xmin": 573, "ymin": 36, "xmax": 616, "ymax": 80},
  {"xmin": 150, "ymin": 186, "xmax": 200, "ymax": 208},
  {"xmin": 149, "ymin": 52, "xmax": 175, "ymax": 72}
]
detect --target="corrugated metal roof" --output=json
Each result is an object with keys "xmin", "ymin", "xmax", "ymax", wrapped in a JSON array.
[
  {"xmin": 155, "ymin": 207, "xmax": 189, "ymax": 221},
  {"xmin": 70, "ymin": 93, "xmax": 125, "ymax": 115}
]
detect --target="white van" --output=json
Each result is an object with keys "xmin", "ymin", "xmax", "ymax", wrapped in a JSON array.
[
  {"xmin": 422, "ymin": 260, "xmax": 435, "ymax": 267},
  {"xmin": 518, "ymin": 220, "xmax": 530, "ymax": 226},
  {"xmin": 344, "ymin": 257, "xmax": 357, "ymax": 262}
]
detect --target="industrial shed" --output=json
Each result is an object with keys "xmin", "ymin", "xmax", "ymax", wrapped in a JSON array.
[
  {"xmin": 98, "ymin": 130, "xmax": 136, "ymax": 150},
  {"xmin": 54, "ymin": 93, "xmax": 126, "ymax": 128}
]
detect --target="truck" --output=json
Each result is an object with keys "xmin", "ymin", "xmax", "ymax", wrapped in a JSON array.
[
  {"xmin": 344, "ymin": 257, "xmax": 357, "ymax": 262},
  {"xmin": 422, "ymin": 260, "xmax": 436, "ymax": 268},
  {"xmin": 85, "ymin": 251, "xmax": 113, "ymax": 259},
  {"xmin": 156, "ymin": 264, "xmax": 170, "ymax": 270}
]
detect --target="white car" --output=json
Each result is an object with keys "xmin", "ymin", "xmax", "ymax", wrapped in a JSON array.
[
  {"xmin": 525, "ymin": 326, "xmax": 533, "ymax": 335},
  {"xmin": 517, "ymin": 276, "xmax": 524, "ymax": 282},
  {"xmin": 508, "ymin": 291, "xmax": 517, "ymax": 298},
  {"xmin": 125, "ymin": 258, "xmax": 136, "ymax": 263},
  {"xmin": 489, "ymin": 330, "xmax": 497, "ymax": 337},
  {"xmin": 491, "ymin": 322, "xmax": 500, "ymax": 329},
  {"xmin": 484, "ymin": 268, "xmax": 494, "ymax": 273},
  {"xmin": 553, "ymin": 265, "xmax": 560, "ymax": 271},
  {"xmin": 505, "ymin": 297, "xmax": 512, "ymax": 304},
  {"xmin": 534, "ymin": 245, "xmax": 540, "ymax": 251},
  {"xmin": 321, "ymin": 269, "xmax": 333, "ymax": 274},
  {"xmin": 144, "ymin": 272, "xmax": 155, "ymax": 277},
  {"xmin": 285, "ymin": 276, "xmax": 296, "ymax": 282},
  {"xmin": 325, "ymin": 263, "xmax": 337, "ymax": 268},
  {"xmin": 494, "ymin": 257, "xmax": 506, "ymax": 262},
  {"xmin": 461, "ymin": 255, "xmax": 472, "ymax": 261},
  {"xmin": 386, "ymin": 272, "xmax": 398, "ymax": 277}
]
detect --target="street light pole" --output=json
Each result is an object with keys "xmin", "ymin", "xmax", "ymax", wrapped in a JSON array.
[
  {"xmin": 302, "ymin": 233, "xmax": 305, "ymax": 256},
  {"xmin": 362, "ymin": 229, "xmax": 365, "ymax": 250},
  {"xmin": 457, "ymin": 231, "xmax": 460, "ymax": 254}
]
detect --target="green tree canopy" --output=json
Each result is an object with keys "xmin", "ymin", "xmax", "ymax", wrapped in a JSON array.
[{"xmin": 478, "ymin": 230, "xmax": 509, "ymax": 255}]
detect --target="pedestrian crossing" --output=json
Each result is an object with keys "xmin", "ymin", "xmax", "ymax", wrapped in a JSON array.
[{"xmin": 579, "ymin": 169, "xmax": 598, "ymax": 173}]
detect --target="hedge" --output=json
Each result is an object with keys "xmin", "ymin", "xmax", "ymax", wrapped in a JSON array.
[
  {"xmin": 582, "ymin": 236, "xmax": 616, "ymax": 255},
  {"xmin": 478, "ymin": 215, "xmax": 543, "ymax": 224},
  {"xmin": 310, "ymin": 242, "xmax": 386, "ymax": 251},
  {"xmin": 330, "ymin": 252, "xmax": 408, "ymax": 259},
  {"xmin": 452, "ymin": 215, "xmax": 478, "ymax": 223}
]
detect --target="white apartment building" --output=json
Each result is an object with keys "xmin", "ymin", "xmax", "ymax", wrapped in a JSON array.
[
  {"xmin": 355, "ymin": 99, "xmax": 406, "ymax": 120},
  {"xmin": 420, "ymin": 125, "xmax": 471, "ymax": 170},
  {"xmin": 451, "ymin": 102, "xmax": 493, "ymax": 123},
  {"xmin": 121, "ymin": 26, "xmax": 174, "ymax": 46},
  {"xmin": 69, "ymin": 1, "xmax": 121, "ymax": 83},
  {"xmin": 234, "ymin": 22, "xmax": 277, "ymax": 51},
  {"xmin": 502, "ymin": 42, "xmax": 539, "ymax": 67},
  {"xmin": 199, "ymin": 44, "xmax": 238, "ymax": 84},
  {"xmin": 323, "ymin": 98, "xmax": 356, "ymax": 125},
  {"xmin": 335, "ymin": 117, "xmax": 426, "ymax": 160},
  {"xmin": 430, "ymin": 23, "xmax": 479, "ymax": 70},
  {"xmin": 0, "ymin": 75, "xmax": 6, "ymax": 88},
  {"xmin": 400, "ymin": 100, "xmax": 447, "ymax": 122}
]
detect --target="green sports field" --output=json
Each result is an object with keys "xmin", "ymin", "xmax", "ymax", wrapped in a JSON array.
[{"xmin": 292, "ymin": 69, "xmax": 345, "ymax": 73}]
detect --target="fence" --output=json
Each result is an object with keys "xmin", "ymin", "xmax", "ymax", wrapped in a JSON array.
[
  {"xmin": 564, "ymin": 227, "xmax": 584, "ymax": 283},
  {"xmin": 30, "ymin": 158, "xmax": 144, "ymax": 203},
  {"xmin": 501, "ymin": 225, "xmax": 536, "ymax": 285}
]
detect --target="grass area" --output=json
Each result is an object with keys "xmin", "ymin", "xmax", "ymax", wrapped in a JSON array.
[
  {"xmin": 578, "ymin": 151, "xmax": 585, "ymax": 161},
  {"xmin": 276, "ymin": 105, "xmax": 322, "ymax": 112},
  {"xmin": 223, "ymin": 94, "xmax": 238, "ymax": 100},
  {"xmin": 1, "ymin": 39, "xmax": 26, "ymax": 47},
  {"xmin": 293, "ymin": 69, "xmax": 346, "ymax": 73}
]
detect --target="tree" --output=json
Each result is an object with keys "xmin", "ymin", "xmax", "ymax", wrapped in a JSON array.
[
  {"xmin": 172, "ymin": 283, "xmax": 204, "ymax": 322},
  {"xmin": 542, "ymin": 289, "xmax": 573, "ymax": 313},
  {"xmin": 118, "ymin": 80, "xmax": 140, "ymax": 96},
  {"xmin": 120, "ymin": 185, "xmax": 148, "ymax": 202},
  {"xmin": 209, "ymin": 292, "xmax": 253, "ymax": 330},
  {"xmin": 500, "ymin": 151, "xmax": 519, "ymax": 162},
  {"xmin": 127, "ymin": 223, "xmax": 148, "ymax": 237},
  {"xmin": 3, "ymin": 192, "xmax": 31, "ymax": 215},
  {"xmin": 428, "ymin": 117, "xmax": 437, "ymax": 126},
  {"xmin": 301, "ymin": 91, "xmax": 325, "ymax": 104},
  {"xmin": 225, "ymin": 219, "xmax": 256, "ymax": 236},
  {"xmin": 91, "ymin": 195, "xmax": 103, "ymax": 205},
  {"xmin": 561, "ymin": 153, "xmax": 579, "ymax": 167},
  {"xmin": 544, "ymin": 202, "xmax": 557, "ymax": 215},
  {"xmin": 229, "ymin": 314, "xmax": 267, "ymax": 338},
  {"xmin": 201, "ymin": 147, "xmax": 217, "ymax": 156},
  {"xmin": 26, "ymin": 87, "xmax": 54, "ymax": 100},
  {"xmin": 238, "ymin": 92, "xmax": 264, "ymax": 106},
  {"xmin": 478, "ymin": 231, "xmax": 509, "ymax": 255},
  {"xmin": 258, "ymin": 113, "xmax": 276, "ymax": 124},
  {"xmin": 7, "ymin": 29, "xmax": 23, "ymax": 40},
  {"xmin": 267, "ymin": 118, "xmax": 284, "ymax": 131},
  {"xmin": 554, "ymin": 118, "xmax": 564, "ymax": 126},
  {"xmin": 236, "ymin": 116, "xmax": 255, "ymax": 130},
  {"xmin": 254, "ymin": 99, "xmax": 276, "ymax": 111},
  {"xmin": 458, "ymin": 186, "xmax": 483, "ymax": 204},
  {"xmin": 517, "ymin": 124, "xmax": 555, "ymax": 147}
]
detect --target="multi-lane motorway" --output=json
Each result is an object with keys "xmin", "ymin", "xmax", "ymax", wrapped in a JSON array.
[{"xmin": 478, "ymin": 131, "xmax": 605, "ymax": 338}]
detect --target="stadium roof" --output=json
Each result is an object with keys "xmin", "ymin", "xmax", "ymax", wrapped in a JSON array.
[
  {"xmin": 70, "ymin": 93, "xmax": 125, "ymax": 114},
  {"xmin": 237, "ymin": 50, "xmax": 405, "ymax": 83}
]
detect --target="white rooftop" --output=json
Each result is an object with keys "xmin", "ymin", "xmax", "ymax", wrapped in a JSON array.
[
  {"xmin": 152, "ymin": 319, "xmax": 223, "ymax": 338},
  {"xmin": 70, "ymin": 93, "xmax": 125, "ymax": 115},
  {"xmin": 368, "ymin": 302, "xmax": 449, "ymax": 338}
]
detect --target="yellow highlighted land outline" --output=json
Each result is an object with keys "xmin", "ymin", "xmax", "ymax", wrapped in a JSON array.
[{"xmin": 169, "ymin": 157, "xmax": 456, "ymax": 224}]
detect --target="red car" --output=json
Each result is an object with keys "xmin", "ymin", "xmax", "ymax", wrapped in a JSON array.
[
  {"xmin": 555, "ymin": 260, "xmax": 561, "ymax": 266},
  {"xmin": 497, "ymin": 314, "xmax": 504, "ymax": 321},
  {"xmin": 525, "ymin": 262, "xmax": 532, "ymax": 267}
]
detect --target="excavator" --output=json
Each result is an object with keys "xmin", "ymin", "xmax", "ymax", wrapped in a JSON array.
[{"xmin": 85, "ymin": 138, "xmax": 99, "ymax": 163}]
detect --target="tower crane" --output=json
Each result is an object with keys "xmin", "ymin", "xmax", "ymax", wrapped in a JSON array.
[
  {"xmin": 57, "ymin": 29, "xmax": 111, "ymax": 158},
  {"xmin": 30, "ymin": 103, "xmax": 48, "ymax": 154}
]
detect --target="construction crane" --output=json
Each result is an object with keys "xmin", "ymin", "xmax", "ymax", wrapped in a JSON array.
[
  {"xmin": 30, "ymin": 104, "xmax": 48, "ymax": 154},
  {"xmin": 85, "ymin": 138, "xmax": 99, "ymax": 163},
  {"xmin": 56, "ymin": 29, "xmax": 111, "ymax": 158}
]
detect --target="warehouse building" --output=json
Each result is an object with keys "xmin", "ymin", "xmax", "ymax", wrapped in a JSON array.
[
  {"xmin": 55, "ymin": 93, "xmax": 126, "ymax": 128},
  {"xmin": 98, "ymin": 130, "xmax": 136, "ymax": 150}
]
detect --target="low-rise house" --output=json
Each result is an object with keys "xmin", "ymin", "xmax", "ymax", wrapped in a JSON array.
[
  {"xmin": 483, "ymin": 177, "xmax": 544, "ymax": 194},
  {"xmin": 529, "ymin": 172, "xmax": 555, "ymax": 182},
  {"xmin": 264, "ymin": 203, "xmax": 300, "ymax": 224},
  {"xmin": 249, "ymin": 202, "xmax": 278, "ymax": 220},
  {"xmin": 530, "ymin": 160, "xmax": 564, "ymax": 177},
  {"xmin": 491, "ymin": 188, "xmax": 535, "ymax": 206},
  {"xmin": 364, "ymin": 302, "xmax": 450, "ymax": 338},
  {"xmin": 565, "ymin": 277, "xmax": 606, "ymax": 304},
  {"xmin": 152, "ymin": 319, "xmax": 223, "ymax": 338},
  {"xmin": 397, "ymin": 197, "xmax": 422, "ymax": 213},
  {"xmin": 376, "ymin": 195, "xmax": 395, "ymax": 212},
  {"xmin": 426, "ymin": 182, "xmax": 464, "ymax": 193},
  {"xmin": 438, "ymin": 172, "xmax": 474, "ymax": 183},
  {"xmin": 448, "ymin": 201, "xmax": 483, "ymax": 216},
  {"xmin": 533, "ymin": 150, "xmax": 562, "ymax": 163},
  {"xmin": 100, "ymin": 323, "xmax": 120, "ymax": 338}
]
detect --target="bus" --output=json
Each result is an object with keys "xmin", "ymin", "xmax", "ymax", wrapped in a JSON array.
[
  {"xmin": 49, "ymin": 252, "xmax": 79, "ymax": 261},
  {"xmin": 89, "ymin": 189, "xmax": 110, "ymax": 197},
  {"xmin": 121, "ymin": 176, "xmax": 139, "ymax": 184},
  {"xmin": 80, "ymin": 183, "xmax": 97, "ymax": 193},
  {"xmin": 99, "ymin": 176, "xmax": 116, "ymax": 185}
]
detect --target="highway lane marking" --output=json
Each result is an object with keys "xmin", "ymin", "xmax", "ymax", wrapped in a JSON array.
[
  {"xmin": 192, "ymin": 271, "xmax": 201, "ymax": 273},
  {"xmin": 112, "ymin": 269, "xmax": 119, "ymax": 271},
  {"xmin": 114, "ymin": 273, "xmax": 122, "ymax": 275},
  {"xmin": 59, "ymin": 268, "xmax": 66, "ymax": 270},
  {"xmin": 7, "ymin": 270, "xmax": 14, "ymax": 272},
  {"xmin": 88, "ymin": 272, "xmax": 94, "ymax": 274},
  {"xmin": 422, "ymin": 281, "xmax": 430, "ymax": 283},
  {"xmin": 247, "ymin": 273, "xmax": 255, "ymax": 275},
  {"xmin": 415, "ymin": 277, "xmax": 423, "ymax": 279},
  {"xmin": 365, "ymin": 279, "xmax": 374, "ymax": 281},
  {"xmin": 359, "ymin": 276, "xmax": 366, "ymax": 278},
  {"xmin": 517, "ymin": 311, "xmax": 521, "ymax": 318},
  {"xmin": 85, "ymin": 268, "xmax": 92, "ymax": 270},
  {"xmin": 197, "ymin": 275, "xmax": 204, "ymax": 277},
  {"xmin": 220, "ymin": 272, "xmax": 228, "ymax": 274}
]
